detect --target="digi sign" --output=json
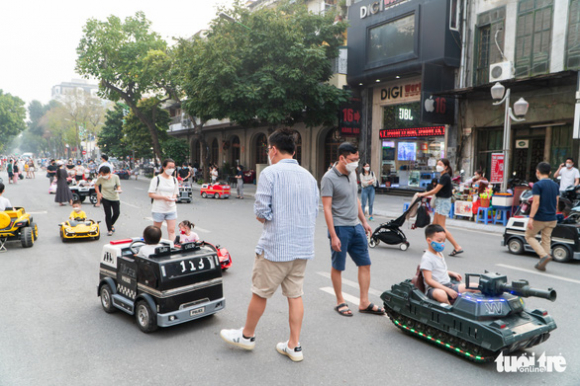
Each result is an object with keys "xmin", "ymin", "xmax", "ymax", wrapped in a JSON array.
[{"xmin": 379, "ymin": 126, "xmax": 445, "ymax": 139}]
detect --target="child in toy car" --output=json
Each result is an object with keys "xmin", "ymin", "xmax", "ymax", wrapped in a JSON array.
[{"xmin": 174, "ymin": 220, "xmax": 200, "ymax": 246}]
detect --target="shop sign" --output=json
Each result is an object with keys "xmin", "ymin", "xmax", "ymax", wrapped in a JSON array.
[
  {"xmin": 360, "ymin": 0, "xmax": 408, "ymax": 19},
  {"xmin": 381, "ymin": 82, "xmax": 421, "ymax": 101},
  {"xmin": 515, "ymin": 140, "xmax": 529, "ymax": 149},
  {"xmin": 420, "ymin": 92, "xmax": 455, "ymax": 125},
  {"xmin": 339, "ymin": 98, "xmax": 362, "ymax": 136},
  {"xmin": 490, "ymin": 153, "xmax": 504, "ymax": 184},
  {"xmin": 379, "ymin": 126, "xmax": 445, "ymax": 139}
]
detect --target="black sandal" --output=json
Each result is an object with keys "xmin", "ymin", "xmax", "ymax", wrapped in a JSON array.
[
  {"xmin": 359, "ymin": 303, "xmax": 385, "ymax": 315},
  {"xmin": 449, "ymin": 249, "xmax": 464, "ymax": 256},
  {"xmin": 334, "ymin": 303, "xmax": 353, "ymax": 317}
]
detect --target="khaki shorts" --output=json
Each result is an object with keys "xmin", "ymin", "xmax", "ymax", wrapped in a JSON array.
[{"xmin": 251, "ymin": 253, "xmax": 307, "ymax": 299}]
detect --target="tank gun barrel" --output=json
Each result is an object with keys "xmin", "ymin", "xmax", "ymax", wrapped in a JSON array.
[{"xmin": 500, "ymin": 280, "xmax": 557, "ymax": 301}]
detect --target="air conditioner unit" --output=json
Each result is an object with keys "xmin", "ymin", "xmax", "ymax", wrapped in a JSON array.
[
  {"xmin": 489, "ymin": 61, "xmax": 514, "ymax": 82},
  {"xmin": 181, "ymin": 118, "xmax": 191, "ymax": 127}
]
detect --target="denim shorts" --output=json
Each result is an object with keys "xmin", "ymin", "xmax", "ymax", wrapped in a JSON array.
[
  {"xmin": 152, "ymin": 211, "xmax": 177, "ymax": 222},
  {"xmin": 434, "ymin": 197, "xmax": 452, "ymax": 216},
  {"xmin": 329, "ymin": 224, "xmax": 371, "ymax": 271},
  {"xmin": 427, "ymin": 282, "xmax": 459, "ymax": 300}
]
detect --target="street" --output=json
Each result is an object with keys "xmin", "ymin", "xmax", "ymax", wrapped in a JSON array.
[{"xmin": 0, "ymin": 176, "xmax": 579, "ymax": 386}]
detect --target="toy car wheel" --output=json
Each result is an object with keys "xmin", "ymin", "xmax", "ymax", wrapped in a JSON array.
[
  {"xmin": 135, "ymin": 300, "xmax": 158, "ymax": 333},
  {"xmin": 93, "ymin": 233, "xmax": 100, "ymax": 241},
  {"xmin": 400, "ymin": 242, "xmax": 409, "ymax": 251},
  {"xmin": 507, "ymin": 238, "xmax": 524, "ymax": 255},
  {"xmin": 369, "ymin": 238, "xmax": 377, "ymax": 248},
  {"xmin": 71, "ymin": 192, "xmax": 80, "ymax": 202},
  {"xmin": 552, "ymin": 245, "xmax": 571, "ymax": 262},
  {"xmin": 214, "ymin": 193, "xmax": 220, "ymax": 199},
  {"xmin": 20, "ymin": 227, "xmax": 34, "ymax": 248},
  {"xmin": 30, "ymin": 222, "xmax": 38, "ymax": 240},
  {"xmin": 201, "ymin": 192, "xmax": 207, "ymax": 198},
  {"xmin": 100, "ymin": 284, "xmax": 116, "ymax": 313},
  {"xmin": 79, "ymin": 196, "xmax": 86, "ymax": 203},
  {"xmin": 89, "ymin": 193, "xmax": 98, "ymax": 205}
]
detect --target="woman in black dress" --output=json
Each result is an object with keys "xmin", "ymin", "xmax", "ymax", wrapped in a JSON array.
[{"xmin": 55, "ymin": 162, "xmax": 73, "ymax": 206}]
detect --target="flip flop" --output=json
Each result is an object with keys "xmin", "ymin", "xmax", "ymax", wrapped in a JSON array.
[
  {"xmin": 449, "ymin": 249, "xmax": 464, "ymax": 256},
  {"xmin": 334, "ymin": 303, "xmax": 353, "ymax": 317},
  {"xmin": 359, "ymin": 303, "xmax": 385, "ymax": 315}
]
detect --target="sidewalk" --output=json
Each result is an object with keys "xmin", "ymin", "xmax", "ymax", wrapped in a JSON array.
[{"xmin": 191, "ymin": 182, "xmax": 505, "ymax": 234}]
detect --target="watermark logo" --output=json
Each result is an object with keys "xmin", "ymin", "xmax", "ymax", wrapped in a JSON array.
[{"xmin": 496, "ymin": 352, "xmax": 567, "ymax": 373}]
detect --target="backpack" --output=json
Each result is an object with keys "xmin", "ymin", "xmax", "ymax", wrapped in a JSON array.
[
  {"xmin": 151, "ymin": 175, "xmax": 177, "ymax": 203},
  {"xmin": 415, "ymin": 202, "xmax": 431, "ymax": 228}
]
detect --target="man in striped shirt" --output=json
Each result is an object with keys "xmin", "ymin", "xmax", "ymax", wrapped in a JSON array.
[{"xmin": 220, "ymin": 129, "xmax": 319, "ymax": 362}]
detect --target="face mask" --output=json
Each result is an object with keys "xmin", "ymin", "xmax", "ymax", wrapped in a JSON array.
[
  {"xmin": 268, "ymin": 155, "xmax": 272, "ymax": 165},
  {"xmin": 364, "ymin": 167, "xmax": 370, "ymax": 171},
  {"xmin": 430, "ymin": 240, "xmax": 445, "ymax": 253},
  {"xmin": 436, "ymin": 165, "xmax": 444, "ymax": 172},
  {"xmin": 165, "ymin": 168, "xmax": 175, "ymax": 175},
  {"xmin": 74, "ymin": 207, "xmax": 81, "ymax": 212},
  {"xmin": 345, "ymin": 160, "xmax": 359, "ymax": 173},
  {"xmin": 566, "ymin": 163, "xmax": 573, "ymax": 169}
]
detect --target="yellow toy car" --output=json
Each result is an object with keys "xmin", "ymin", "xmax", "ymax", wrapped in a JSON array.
[
  {"xmin": 59, "ymin": 218, "xmax": 100, "ymax": 242},
  {"xmin": 0, "ymin": 207, "xmax": 38, "ymax": 251}
]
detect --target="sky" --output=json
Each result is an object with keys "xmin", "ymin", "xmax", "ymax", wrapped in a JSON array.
[{"xmin": 0, "ymin": 0, "xmax": 234, "ymax": 107}]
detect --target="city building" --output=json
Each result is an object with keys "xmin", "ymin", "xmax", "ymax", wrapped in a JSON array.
[{"xmin": 51, "ymin": 79, "xmax": 99, "ymax": 102}]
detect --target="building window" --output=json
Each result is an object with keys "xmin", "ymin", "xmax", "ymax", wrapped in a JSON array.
[
  {"xmin": 449, "ymin": 0, "xmax": 460, "ymax": 31},
  {"xmin": 567, "ymin": 0, "xmax": 580, "ymax": 69},
  {"xmin": 367, "ymin": 13, "xmax": 416, "ymax": 66},
  {"xmin": 211, "ymin": 138, "xmax": 219, "ymax": 165},
  {"xmin": 550, "ymin": 125, "xmax": 573, "ymax": 166},
  {"xmin": 324, "ymin": 130, "xmax": 342, "ymax": 170},
  {"xmin": 255, "ymin": 133, "xmax": 268, "ymax": 164},
  {"xmin": 515, "ymin": 0, "xmax": 553, "ymax": 77},
  {"xmin": 473, "ymin": 7, "xmax": 506, "ymax": 86}
]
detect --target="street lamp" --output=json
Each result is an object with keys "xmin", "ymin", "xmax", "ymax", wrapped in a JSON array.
[{"xmin": 491, "ymin": 82, "xmax": 529, "ymax": 192}]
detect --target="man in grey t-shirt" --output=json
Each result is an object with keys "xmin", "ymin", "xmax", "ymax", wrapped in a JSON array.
[{"xmin": 321, "ymin": 142, "xmax": 384, "ymax": 317}]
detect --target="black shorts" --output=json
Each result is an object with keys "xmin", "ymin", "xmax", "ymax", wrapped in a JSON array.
[{"xmin": 427, "ymin": 282, "xmax": 459, "ymax": 300}]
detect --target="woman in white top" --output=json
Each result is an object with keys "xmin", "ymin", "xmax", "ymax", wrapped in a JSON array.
[
  {"xmin": 148, "ymin": 159, "xmax": 179, "ymax": 242},
  {"xmin": 359, "ymin": 162, "xmax": 377, "ymax": 221}
]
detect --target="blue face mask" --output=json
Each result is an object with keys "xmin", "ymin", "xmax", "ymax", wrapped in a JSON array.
[{"xmin": 430, "ymin": 240, "xmax": 445, "ymax": 253}]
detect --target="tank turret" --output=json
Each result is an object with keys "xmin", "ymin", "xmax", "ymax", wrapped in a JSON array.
[{"xmin": 465, "ymin": 272, "xmax": 557, "ymax": 301}]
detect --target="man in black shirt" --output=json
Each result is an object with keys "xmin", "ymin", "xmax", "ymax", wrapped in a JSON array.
[
  {"xmin": 46, "ymin": 159, "xmax": 57, "ymax": 184},
  {"xmin": 178, "ymin": 162, "xmax": 191, "ymax": 185}
]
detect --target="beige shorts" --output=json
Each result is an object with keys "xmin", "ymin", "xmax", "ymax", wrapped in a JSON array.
[{"xmin": 251, "ymin": 253, "xmax": 308, "ymax": 299}]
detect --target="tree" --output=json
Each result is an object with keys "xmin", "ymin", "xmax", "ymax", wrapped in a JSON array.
[
  {"xmin": 0, "ymin": 90, "xmax": 27, "ymax": 152},
  {"xmin": 122, "ymin": 98, "xmax": 169, "ymax": 159},
  {"xmin": 76, "ymin": 12, "xmax": 169, "ymax": 163},
  {"xmin": 179, "ymin": 0, "xmax": 351, "ymax": 129},
  {"xmin": 98, "ymin": 103, "xmax": 128, "ymax": 158},
  {"xmin": 162, "ymin": 137, "xmax": 189, "ymax": 166}
]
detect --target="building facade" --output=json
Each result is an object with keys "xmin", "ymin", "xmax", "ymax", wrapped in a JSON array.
[{"xmin": 51, "ymin": 79, "xmax": 99, "ymax": 102}]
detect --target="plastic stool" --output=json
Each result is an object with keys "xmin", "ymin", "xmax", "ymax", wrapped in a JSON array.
[
  {"xmin": 494, "ymin": 207, "xmax": 510, "ymax": 226},
  {"xmin": 475, "ymin": 207, "xmax": 493, "ymax": 225},
  {"xmin": 449, "ymin": 202, "xmax": 455, "ymax": 219},
  {"xmin": 403, "ymin": 202, "xmax": 410, "ymax": 212}
]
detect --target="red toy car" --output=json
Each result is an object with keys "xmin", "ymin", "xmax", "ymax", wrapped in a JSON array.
[
  {"xmin": 200, "ymin": 183, "xmax": 230, "ymax": 199},
  {"xmin": 205, "ymin": 242, "xmax": 233, "ymax": 270}
]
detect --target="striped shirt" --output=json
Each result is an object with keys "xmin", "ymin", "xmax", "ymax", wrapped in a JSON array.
[{"xmin": 255, "ymin": 159, "xmax": 319, "ymax": 262}]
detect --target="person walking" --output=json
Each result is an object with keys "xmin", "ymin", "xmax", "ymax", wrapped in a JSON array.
[
  {"xmin": 526, "ymin": 162, "xmax": 559, "ymax": 271},
  {"xmin": 359, "ymin": 162, "xmax": 377, "ymax": 221},
  {"xmin": 418, "ymin": 158, "xmax": 463, "ymax": 256},
  {"xmin": 554, "ymin": 157, "xmax": 580, "ymax": 194},
  {"xmin": 97, "ymin": 154, "xmax": 114, "ymax": 174},
  {"xmin": 54, "ymin": 162, "xmax": 73, "ymax": 206},
  {"xmin": 28, "ymin": 160, "xmax": 35, "ymax": 179},
  {"xmin": 46, "ymin": 159, "xmax": 57, "ymax": 184},
  {"xmin": 235, "ymin": 164, "xmax": 244, "ymax": 199},
  {"xmin": 321, "ymin": 142, "xmax": 385, "ymax": 317},
  {"xmin": 74, "ymin": 160, "xmax": 85, "ymax": 182},
  {"xmin": 148, "ymin": 159, "xmax": 179, "ymax": 242},
  {"xmin": 220, "ymin": 129, "xmax": 319, "ymax": 362},
  {"xmin": 12, "ymin": 161, "xmax": 19, "ymax": 184},
  {"xmin": 94, "ymin": 166, "xmax": 122, "ymax": 236},
  {"xmin": 211, "ymin": 166, "xmax": 218, "ymax": 184},
  {"xmin": 6, "ymin": 160, "xmax": 13, "ymax": 184},
  {"xmin": 177, "ymin": 162, "xmax": 191, "ymax": 186}
]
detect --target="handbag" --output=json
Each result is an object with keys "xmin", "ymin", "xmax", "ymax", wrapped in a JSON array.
[
  {"xmin": 415, "ymin": 202, "xmax": 431, "ymax": 228},
  {"xmin": 371, "ymin": 171, "xmax": 378, "ymax": 188}
]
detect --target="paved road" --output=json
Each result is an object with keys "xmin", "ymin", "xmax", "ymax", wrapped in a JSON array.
[{"xmin": 0, "ymin": 176, "xmax": 578, "ymax": 385}]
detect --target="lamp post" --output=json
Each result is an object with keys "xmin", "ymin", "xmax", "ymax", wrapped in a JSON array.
[{"xmin": 491, "ymin": 82, "xmax": 529, "ymax": 192}]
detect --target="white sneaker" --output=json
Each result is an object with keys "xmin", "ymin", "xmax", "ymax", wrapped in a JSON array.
[
  {"xmin": 220, "ymin": 328, "xmax": 255, "ymax": 350},
  {"xmin": 276, "ymin": 340, "xmax": 303, "ymax": 362}
]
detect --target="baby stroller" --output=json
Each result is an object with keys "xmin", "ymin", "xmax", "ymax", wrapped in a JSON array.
[{"xmin": 368, "ymin": 198, "xmax": 427, "ymax": 251}]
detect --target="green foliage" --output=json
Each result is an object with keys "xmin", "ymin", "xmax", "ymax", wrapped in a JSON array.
[
  {"xmin": 162, "ymin": 137, "xmax": 189, "ymax": 166},
  {"xmin": 178, "ymin": 0, "xmax": 351, "ymax": 128},
  {"xmin": 98, "ymin": 103, "xmax": 128, "ymax": 158},
  {"xmin": 122, "ymin": 98, "xmax": 169, "ymax": 158},
  {"xmin": 0, "ymin": 90, "xmax": 27, "ymax": 152}
]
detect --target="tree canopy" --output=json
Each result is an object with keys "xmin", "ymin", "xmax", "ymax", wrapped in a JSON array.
[{"xmin": 0, "ymin": 90, "xmax": 27, "ymax": 152}]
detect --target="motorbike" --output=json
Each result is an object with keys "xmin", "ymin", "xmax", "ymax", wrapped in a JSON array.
[
  {"xmin": 513, "ymin": 182, "xmax": 534, "ymax": 216},
  {"xmin": 561, "ymin": 185, "xmax": 580, "ymax": 208}
]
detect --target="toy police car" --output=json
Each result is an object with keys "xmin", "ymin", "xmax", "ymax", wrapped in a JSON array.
[
  {"xmin": 98, "ymin": 238, "xmax": 225, "ymax": 332},
  {"xmin": 502, "ymin": 217, "xmax": 580, "ymax": 262}
]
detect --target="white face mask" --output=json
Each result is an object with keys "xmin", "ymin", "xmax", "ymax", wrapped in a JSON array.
[
  {"xmin": 436, "ymin": 165, "xmax": 445, "ymax": 172},
  {"xmin": 345, "ymin": 160, "xmax": 359, "ymax": 173},
  {"xmin": 364, "ymin": 167, "xmax": 370, "ymax": 171},
  {"xmin": 74, "ymin": 207, "xmax": 81, "ymax": 212},
  {"xmin": 165, "ymin": 168, "xmax": 175, "ymax": 175},
  {"xmin": 566, "ymin": 163, "xmax": 573, "ymax": 169},
  {"xmin": 267, "ymin": 155, "xmax": 272, "ymax": 165}
]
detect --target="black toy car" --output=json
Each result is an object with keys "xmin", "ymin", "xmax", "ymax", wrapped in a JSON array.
[
  {"xmin": 70, "ymin": 184, "xmax": 98, "ymax": 204},
  {"xmin": 98, "ymin": 238, "xmax": 225, "ymax": 332},
  {"xmin": 502, "ymin": 217, "xmax": 580, "ymax": 262}
]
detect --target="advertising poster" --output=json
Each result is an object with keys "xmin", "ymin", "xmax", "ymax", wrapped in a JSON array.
[{"xmin": 490, "ymin": 153, "xmax": 504, "ymax": 184}]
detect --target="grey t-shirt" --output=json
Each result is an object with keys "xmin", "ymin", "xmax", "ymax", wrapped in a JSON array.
[
  {"xmin": 420, "ymin": 250, "xmax": 451, "ymax": 291},
  {"xmin": 321, "ymin": 167, "xmax": 360, "ymax": 226}
]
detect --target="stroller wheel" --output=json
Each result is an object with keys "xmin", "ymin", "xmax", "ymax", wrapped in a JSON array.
[
  {"xmin": 400, "ymin": 242, "xmax": 409, "ymax": 251},
  {"xmin": 369, "ymin": 238, "xmax": 377, "ymax": 248}
]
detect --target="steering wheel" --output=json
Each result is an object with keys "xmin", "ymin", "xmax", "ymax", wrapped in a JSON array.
[{"xmin": 129, "ymin": 240, "xmax": 146, "ymax": 255}]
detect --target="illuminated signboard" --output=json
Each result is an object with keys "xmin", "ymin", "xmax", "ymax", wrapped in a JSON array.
[
  {"xmin": 339, "ymin": 98, "xmax": 362, "ymax": 136},
  {"xmin": 379, "ymin": 126, "xmax": 445, "ymax": 138}
]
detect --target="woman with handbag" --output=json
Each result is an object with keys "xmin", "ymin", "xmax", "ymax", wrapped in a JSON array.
[{"xmin": 360, "ymin": 163, "xmax": 377, "ymax": 221}]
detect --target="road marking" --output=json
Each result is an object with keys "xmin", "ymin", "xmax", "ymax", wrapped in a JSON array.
[
  {"xmin": 320, "ymin": 287, "xmax": 360, "ymax": 306},
  {"xmin": 316, "ymin": 271, "xmax": 382, "ymax": 297},
  {"xmin": 496, "ymin": 263, "xmax": 580, "ymax": 284},
  {"xmin": 121, "ymin": 201, "xmax": 141, "ymax": 209},
  {"xmin": 195, "ymin": 227, "xmax": 211, "ymax": 233},
  {"xmin": 27, "ymin": 211, "xmax": 48, "ymax": 215},
  {"xmin": 133, "ymin": 187, "xmax": 144, "ymax": 191}
]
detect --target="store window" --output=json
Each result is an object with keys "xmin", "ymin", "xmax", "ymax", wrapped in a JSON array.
[
  {"xmin": 473, "ymin": 7, "xmax": 506, "ymax": 86},
  {"xmin": 515, "ymin": 0, "xmax": 553, "ymax": 77},
  {"xmin": 367, "ymin": 13, "xmax": 416, "ymax": 66},
  {"xmin": 449, "ymin": 0, "xmax": 460, "ymax": 31},
  {"xmin": 550, "ymin": 125, "xmax": 573, "ymax": 166},
  {"xmin": 255, "ymin": 133, "xmax": 268, "ymax": 164},
  {"xmin": 476, "ymin": 128, "xmax": 503, "ymax": 179},
  {"xmin": 567, "ymin": 0, "xmax": 580, "ymax": 69}
]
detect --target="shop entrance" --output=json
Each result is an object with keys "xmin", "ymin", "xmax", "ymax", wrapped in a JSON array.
[{"xmin": 512, "ymin": 138, "xmax": 545, "ymax": 183}]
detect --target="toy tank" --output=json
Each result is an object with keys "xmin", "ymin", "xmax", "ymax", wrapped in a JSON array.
[{"xmin": 381, "ymin": 272, "xmax": 557, "ymax": 362}]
